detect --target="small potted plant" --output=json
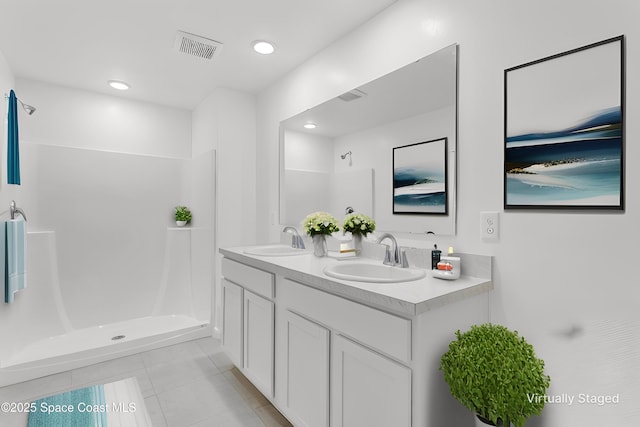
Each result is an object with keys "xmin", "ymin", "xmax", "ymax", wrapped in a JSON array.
[
  {"xmin": 302, "ymin": 211, "xmax": 340, "ymax": 257},
  {"xmin": 175, "ymin": 206, "xmax": 192, "ymax": 226},
  {"xmin": 342, "ymin": 213, "xmax": 375, "ymax": 253},
  {"xmin": 440, "ymin": 323, "xmax": 551, "ymax": 427}
]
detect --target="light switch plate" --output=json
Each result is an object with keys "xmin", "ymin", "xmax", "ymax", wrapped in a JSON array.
[{"xmin": 481, "ymin": 211, "xmax": 499, "ymax": 241}]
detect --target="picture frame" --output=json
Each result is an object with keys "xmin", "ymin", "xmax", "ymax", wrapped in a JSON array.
[
  {"xmin": 504, "ymin": 35, "xmax": 624, "ymax": 210},
  {"xmin": 393, "ymin": 137, "xmax": 448, "ymax": 215}
]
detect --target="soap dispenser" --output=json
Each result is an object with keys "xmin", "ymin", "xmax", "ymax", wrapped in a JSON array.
[{"xmin": 431, "ymin": 244, "xmax": 441, "ymax": 270}]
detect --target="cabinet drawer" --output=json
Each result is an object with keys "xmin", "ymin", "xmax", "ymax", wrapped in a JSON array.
[
  {"xmin": 279, "ymin": 278, "xmax": 411, "ymax": 363},
  {"xmin": 222, "ymin": 258, "xmax": 274, "ymax": 299}
]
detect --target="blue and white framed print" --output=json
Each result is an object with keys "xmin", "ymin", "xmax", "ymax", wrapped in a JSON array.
[
  {"xmin": 393, "ymin": 137, "xmax": 448, "ymax": 215},
  {"xmin": 504, "ymin": 35, "xmax": 624, "ymax": 210}
]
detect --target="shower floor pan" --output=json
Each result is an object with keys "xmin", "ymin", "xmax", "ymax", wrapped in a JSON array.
[{"xmin": 1, "ymin": 314, "xmax": 209, "ymax": 370}]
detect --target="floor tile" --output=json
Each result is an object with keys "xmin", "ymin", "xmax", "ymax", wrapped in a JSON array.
[
  {"xmin": 156, "ymin": 372, "xmax": 251, "ymax": 427},
  {"xmin": 144, "ymin": 395, "xmax": 168, "ymax": 427},
  {"xmin": 195, "ymin": 336, "xmax": 223, "ymax": 356},
  {"xmin": 209, "ymin": 350, "xmax": 235, "ymax": 372},
  {"xmin": 71, "ymin": 353, "xmax": 145, "ymax": 386},
  {"xmin": 146, "ymin": 353, "xmax": 220, "ymax": 394},
  {"xmin": 0, "ymin": 410, "xmax": 28, "ymax": 427},
  {"xmin": 0, "ymin": 371, "xmax": 71, "ymax": 402},
  {"xmin": 0, "ymin": 337, "xmax": 292, "ymax": 427},
  {"xmin": 141, "ymin": 340, "xmax": 208, "ymax": 368},
  {"xmin": 255, "ymin": 404, "xmax": 294, "ymax": 427},
  {"xmin": 223, "ymin": 368, "xmax": 270, "ymax": 409},
  {"xmin": 187, "ymin": 407, "xmax": 266, "ymax": 427}
]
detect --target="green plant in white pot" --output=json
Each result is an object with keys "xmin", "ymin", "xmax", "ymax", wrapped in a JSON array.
[
  {"xmin": 440, "ymin": 324, "xmax": 551, "ymax": 427},
  {"xmin": 175, "ymin": 206, "xmax": 192, "ymax": 226}
]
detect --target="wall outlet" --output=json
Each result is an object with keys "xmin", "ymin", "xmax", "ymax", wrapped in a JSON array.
[{"xmin": 481, "ymin": 211, "xmax": 499, "ymax": 241}]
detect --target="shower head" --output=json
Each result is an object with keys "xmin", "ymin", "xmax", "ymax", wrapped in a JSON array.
[
  {"xmin": 19, "ymin": 101, "xmax": 36, "ymax": 115},
  {"xmin": 340, "ymin": 150, "xmax": 353, "ymax": 167},
  {"xmin": 4, "ymin": 93, "xmax": 37, "ymax": 115}
]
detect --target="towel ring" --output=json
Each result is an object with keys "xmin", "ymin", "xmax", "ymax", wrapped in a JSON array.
[{"xmin": 9, "ymin": 201, "xmax": 27, "ymax": 221}]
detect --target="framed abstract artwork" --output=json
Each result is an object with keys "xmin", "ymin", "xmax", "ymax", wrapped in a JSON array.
[
  {"xmin": 504, "ymin": 35, "xmax": 624, "ymax": 210},
  {"xmin": 393, "ymin": 137, "xmax": 448, "ymax": 215}
]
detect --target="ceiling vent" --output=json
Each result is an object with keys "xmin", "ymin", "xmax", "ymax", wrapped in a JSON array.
[
  {"xmin": 174, "ymin": 30, "xmax": 223, "ymax": 60},
  {"xmin": 338, "ymin": 89, "xmax": 367, "ymax": 102}
]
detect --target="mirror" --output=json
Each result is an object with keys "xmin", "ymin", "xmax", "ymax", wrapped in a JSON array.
[{"xmin": 280, "ymin": 43, "xmax": 458, "ymax": 236}]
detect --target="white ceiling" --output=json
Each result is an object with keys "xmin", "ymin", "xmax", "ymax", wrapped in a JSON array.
[{"xmin": 0, "ymin": 0, "xmax": 397, "ymax": 110}]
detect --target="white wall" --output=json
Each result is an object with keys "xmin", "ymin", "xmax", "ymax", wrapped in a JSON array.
[
  {"xmin": 257, "ymin": 0, "xmax": 640, "ymax": 424},
  {"xmin": 284, "ymin": 129, "xmax": 334, "ymax": 172},
  {"xmin": 192, "ymin": 86, "xmax": 256, "ymax": 334},
  {"xmin": 15, "ymin": 79, "xmax": 191, "ymax": 158}
]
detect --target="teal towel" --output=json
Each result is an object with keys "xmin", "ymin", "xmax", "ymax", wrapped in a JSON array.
[
  {"xmin": 0, "ymin": 223, "xmax": 5, "ymax": 302},
  {"xmin": 28, "ymin": 384, "xmax": 107, "ymax": 427},
  {"xmin": 4, "ymin": 220, "xmax": 26, "ymax": 303},
  {"xmin": 7, "ymin": 89, "xmax": 21, "ymax": 185}
]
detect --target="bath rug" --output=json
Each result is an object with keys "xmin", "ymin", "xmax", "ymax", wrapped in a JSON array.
[{"xmin": 27, "ymin": 377, "xmax": 151, "ymax": 427}]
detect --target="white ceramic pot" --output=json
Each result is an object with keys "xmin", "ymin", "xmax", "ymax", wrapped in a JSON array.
[
  {"xmin": 475, "ymin": 414, "xmax": 505, "ymax": 427},
  {"xmin": 176, "ymin": 220, "xmax": 187, "ymax": 227}
]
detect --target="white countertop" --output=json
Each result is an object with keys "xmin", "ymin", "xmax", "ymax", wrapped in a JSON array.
[{"xmin": 220, "ymin": 245, "xmax": 492, "ymax": 316}]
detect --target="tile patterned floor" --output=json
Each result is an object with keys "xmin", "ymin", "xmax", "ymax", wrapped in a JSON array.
[{"xmin": 0, "ymin": 337, "xmax": 293, "ymax": 427}]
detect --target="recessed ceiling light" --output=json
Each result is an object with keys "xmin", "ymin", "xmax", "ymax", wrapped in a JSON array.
[
  {"xmin": 108, "ymin": 80, "xmax": 130, "ymax": 91},
  {"xmin": 252, "ymin": 40, "xmax": 276, "ymax": 55},
  {"xmin": 303, "ymin": 123, "xmax": 317, "ymax": 129}
]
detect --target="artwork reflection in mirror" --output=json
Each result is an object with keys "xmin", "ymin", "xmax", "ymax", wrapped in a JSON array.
[
  {"xmin": 393, "ymin": 137, "xmax": 448, "ymax": 215},
  {"xmin": 280, "ymin": 43, "xmax": 457, "ymax": 235}
]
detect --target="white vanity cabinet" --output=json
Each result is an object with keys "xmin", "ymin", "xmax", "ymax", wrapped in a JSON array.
[
  {"xmin": 220, "ymin": 248, "xmax": 492, "ymax": 427},
  {"xmin": 275, "ymin": 277, "xmax": 412, "ymax": 427},
  {"xmin": 221, "ymin": 258, "xmax": 275, "ymax": 398}
]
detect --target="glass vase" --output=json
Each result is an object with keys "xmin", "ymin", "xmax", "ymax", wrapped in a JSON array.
[
  {"xmin": 312, "ymin": 234, "xmax": 328, "ymax": 257},
  {"xmin": 352, "ymin": 233, "xmax": 362, "ymax": 254}
]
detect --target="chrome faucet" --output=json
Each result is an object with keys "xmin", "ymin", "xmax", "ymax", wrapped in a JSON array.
[
  {"xmin": 283, "ymin": 226, "xmax": 305, "ymax": 249},
  {"xmin": 9, "ymin": 201, "xmax": 27, "ymax": 221},
  {"xmin": 375, "ymin": 233, "xmax": 408, "ymax": 268}
]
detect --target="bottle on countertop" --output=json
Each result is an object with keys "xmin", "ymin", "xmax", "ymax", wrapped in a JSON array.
[{"xmin": 431, "ymin": 244, "xmax": 441, "ymax": 270}]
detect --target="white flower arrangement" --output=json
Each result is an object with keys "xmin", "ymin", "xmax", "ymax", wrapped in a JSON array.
[
  {"xmin": 343, "ymin": 213, "xmax": 376, "ymax": 236},
  {"xmin": 302, "ymin": 211, "xmax": 340, "ymax": 236}
]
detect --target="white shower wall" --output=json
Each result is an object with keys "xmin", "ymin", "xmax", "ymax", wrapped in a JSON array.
[
  {"xmin": 23, "ymin": 143, "xmax": 195, "ymax": 327},
  {"xmin": 10, "ymin": 79, "xmax": 204, "ymax": 325}
]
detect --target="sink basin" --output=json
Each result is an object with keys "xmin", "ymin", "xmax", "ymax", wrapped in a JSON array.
[
  {"xmin": 323, "ymin": 262, "xmax": 426, "ymax": 283},
  {"xmin": 244, "ymin": 245, "xmax": 309, "ymax": 257}
]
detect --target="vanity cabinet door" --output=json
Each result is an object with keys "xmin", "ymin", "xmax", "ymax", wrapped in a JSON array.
[
  {"xmin": 221, "ymin": 279, "xmax": 243, "ymax": 368},
  {"xmin": 283, "ymin": 310, "xmax": 330, "ymax": 427},
  {"xmin": 243, "ymin": 289, "xmax": 275, "ymax": 398},
  {"xmin": 332, "ymin": 335, "xmax": 411, "ymax": 427}
]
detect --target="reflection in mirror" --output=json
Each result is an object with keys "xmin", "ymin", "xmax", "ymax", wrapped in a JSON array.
[{"xmin": 280, "ymin": 43, "xmax": 458, "ymax": 236}]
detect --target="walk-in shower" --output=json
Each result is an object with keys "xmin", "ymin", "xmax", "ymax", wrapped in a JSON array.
[{"xmin": 0, "ymin": 143, "xmax": 215, "ymax": 387}]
